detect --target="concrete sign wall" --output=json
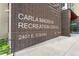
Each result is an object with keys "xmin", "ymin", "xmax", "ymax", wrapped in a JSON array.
[{"xmin": 11, "ymin": 3, "xmax": 61, "ymax": 52}]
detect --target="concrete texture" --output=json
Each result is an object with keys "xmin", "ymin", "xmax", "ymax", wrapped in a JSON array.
[{"xmin": 13, "ymin": 34, "xmax": 79, "ymax": 56}]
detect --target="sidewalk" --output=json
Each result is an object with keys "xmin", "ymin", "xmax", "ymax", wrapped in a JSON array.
[{"xmin": 13, "ymin": 34, "xmax": 79, "ymax": 56}]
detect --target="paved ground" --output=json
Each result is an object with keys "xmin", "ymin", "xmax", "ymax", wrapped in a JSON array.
[{"xmin": 13, "ymin": 34, "xmax": 79, "ymax": 56}]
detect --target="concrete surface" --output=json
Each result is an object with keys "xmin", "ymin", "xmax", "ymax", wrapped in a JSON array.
[{"xmin": 12, "ymin": 34, "xmax": 79, "ymax": 56}]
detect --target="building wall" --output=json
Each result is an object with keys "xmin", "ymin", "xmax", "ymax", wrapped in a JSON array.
[
  {"xmin": 73, "ymin": 4, "xmax": 79, "ymax": 16},
  {"xmin": 68, "ymin": 3, "xmax": 79, "ymax": 16},
  {"xmin": 61, "ymin": 10, "xmax": 71, "ymax": 36},
  {"xmin": 0, "ymin": 4, "xmax": 8, "ymax": 39},
  {"xmin": 74, "ymin": 16, "xmax": 79, "ymax": 23}
]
